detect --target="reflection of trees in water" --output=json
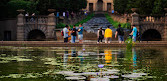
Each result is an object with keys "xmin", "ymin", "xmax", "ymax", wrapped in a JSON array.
[{"xmin": 137, "ymin": 48, "xmax": 167, "ymax": 80}]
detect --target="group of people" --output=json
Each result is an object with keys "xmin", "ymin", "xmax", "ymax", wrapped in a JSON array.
[
  {"xmin": 63, "ymin": 24, "xmax": 83, "ymax": 43},
  {"xmin": 63, "ymin": 24, "xmax": 138, "ymax": 43},
  {"xmin": 97, "ymin": 24, "xmax": 138, "ymax": 43}
]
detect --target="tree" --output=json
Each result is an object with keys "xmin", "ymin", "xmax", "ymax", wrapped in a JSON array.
[
  {"xmin": 114, "ymin": 0, "xmax": 166, "ymax": 15},
  {"xmin": 114, "ymin": 0, "xmax": 128, "ymax": 14},
  {"xmin": 37, "ymin": 0, "xmax": 87, "ymax": 15},
  {"xmin": 0, "ymin": 0, "xmax": 10, "ymax": 19},
  {"xmin": 7, "ymin": 0, "xmax": 37, "ymax": 17},
  {"xmin": 152, "ymin": 0, "xmax": 164, "ymax": 14}
]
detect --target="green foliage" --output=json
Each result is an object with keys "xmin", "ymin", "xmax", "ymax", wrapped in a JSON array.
[
  {"xmin": 125, "ymin": 37, "xmax": 135, "ymax": 50},
  {"xmin": 75, "ymin": 13, "xmax": 94, "ymax": 26},
  {"xmin": 105, "ymin": 13, "xmax": 130, "ymax": 28},
  {"xmin": 0, "ymin": 0, "xmax": 10, "ymax": 19},
  {"xmin": 114, "ymin": 0, "xmax": 167, "ymax": 15},
  {"xmin": 0, "ymin": 0, "xmax": 87, "ymax": 18},
  {"xmin": 7, "ymin": 0, "xmax": 38, "ymax": 18},
  {"xmin": 56, "ymin": 23, "xmax": 66, "ymax": 28},
  {"xmin": 37, "ymin": 0, "xmax": 87, "ymax": 15},
  {"xmin": 152, "ymin": 0, "xmax": 163, "ymax": 14}
]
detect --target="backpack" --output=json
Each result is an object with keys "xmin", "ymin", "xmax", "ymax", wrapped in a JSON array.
[
  {"xmin": 119, "ymin": 28, "xmax": 124, "ymax": 36},
  {"xmin": 61, "ymin": 30, "xmax": 64, "ymax": 36}
]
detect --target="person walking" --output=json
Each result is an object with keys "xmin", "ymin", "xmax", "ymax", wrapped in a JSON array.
[
  {"xmin": 104, "ymin": 26, "xmax": 113, "ymax": 43},
  {"xmin": 71, "ymin": 25, "xmax": 77, "ymax": 43},
  {"xmin": 68, "ymin": 26, "xmax": 72, "ymax": 43},
  {"xmin": 78, "ymin": 24, "xmax": 84, "ymax": 43},
  {"xmin": 130, "ymin": 25, "xmax": 138, "ymax": 42},
  {"xmin": 115, "ymin": 24, "xmax": 124, "ymax": 43},
  {"xmin": 97, "ymin": 27, "xmax": 104, "ymax": 43},
  {"xmin": 63, "ymin": 25, "xmax": 69, "ymax": 43}
]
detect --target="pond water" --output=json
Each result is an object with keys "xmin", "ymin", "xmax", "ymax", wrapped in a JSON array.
[{"xmin": 0, "ymin": 46, "xmax": 167, "ymax": 81}]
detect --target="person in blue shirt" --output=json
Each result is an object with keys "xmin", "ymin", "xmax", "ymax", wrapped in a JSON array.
[
  {"xmin": 78, "ymin": 24, "xmax": 83, "ymax": 43},
  {"xmin": 130, "ymin": 25, "xmax": 138, "ymax": 42}
]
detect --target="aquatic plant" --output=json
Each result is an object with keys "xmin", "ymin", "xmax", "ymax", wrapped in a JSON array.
[{"xmin": 125, "ymin": 37, "xmax": 135, "ymax": 50}]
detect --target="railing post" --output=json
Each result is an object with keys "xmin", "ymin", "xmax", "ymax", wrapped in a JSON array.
[
  {"xmin": 132, "ymin": 12, "xmax": 140, "ymax": 30},
  {"xmin": 47, "ymin": 13, "xmax": 56, "ymax": 40},
  {"xmin": 17, "ymin": 10, "xmax": 25, "ymax": 41},
  {"xmin": 164, "ymin": 13, "xmax": 167, "ymax": 41}
]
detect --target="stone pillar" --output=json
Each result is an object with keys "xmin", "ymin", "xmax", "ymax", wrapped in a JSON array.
[
  {"xmin": 17, "ymin": 13, "xmax": 24, "ymax": 41},
  {"xmin": 164, "ymin": 13, "xmax": 167, "ymax": 41},
  {"xmin": 93, "ymin": 2, "xmax": 96, "ymax": 11},
  {"xmin": 132, "ymin": 12, "xmax": 140, "ymax": 30},
  {"xmin": 47, "ymin": 13, "xmax": 56, "ymax": 40},
  {"xmin": 87, "ymin": 2, "xmax": 89, "ymax": 12},
  {"xmin": 103, "ymin": 2, "xmax": 107, "ymax": 11}
]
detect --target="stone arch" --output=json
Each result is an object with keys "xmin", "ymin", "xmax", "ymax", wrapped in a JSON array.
[
  {"xmin": 141, "ymin": 29, "xmax": 162, "ymax": 41},
  {"xmin": 141, "ymin": 24, "xmax": 164, "ymax": 40},
  {"xmin": 97, "ymin": 0, "xmax": 103, "ymax": 11},
  {"xmin": 27, "ymin": 29, "xmax": 46, "ymax": 41},
  {"xmin": 24, "ymin": 24, "xmax": 48, "ymax": 40}
]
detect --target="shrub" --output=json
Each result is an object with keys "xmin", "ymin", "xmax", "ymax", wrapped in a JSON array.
[
  {"xmin": 75, "ymin": 13, "xmax": 94, "ymax": 26},
  {"xmin": 56, "ymin": 23, "xmax": 66, "ymax": 28},
  {"xmin": 105, "ymin": 13, "xmax": 131, "ymax": 28}
]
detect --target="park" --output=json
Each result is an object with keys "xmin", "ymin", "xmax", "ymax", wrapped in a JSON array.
[{"xmin": 0, "ymin": 0, "xmax": 167, "ymax": 81}]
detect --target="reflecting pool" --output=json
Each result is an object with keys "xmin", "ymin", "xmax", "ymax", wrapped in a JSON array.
[{"xmin": 0, "ymin": 46, "xmax": 167, "ymax": 81}]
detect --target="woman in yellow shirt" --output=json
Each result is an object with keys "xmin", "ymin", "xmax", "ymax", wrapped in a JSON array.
[
  {"xmin": 68, "ymin": 26, "xmax": 72, "ymax": 43},
  {"xmin": 104, "ymin": 26, "xmax": 112, "ymax": 43}
]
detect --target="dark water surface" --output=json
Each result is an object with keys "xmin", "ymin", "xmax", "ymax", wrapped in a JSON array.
[{"xmin": 0, "ymin": 46, "xmax": 166, "ymax": 81}]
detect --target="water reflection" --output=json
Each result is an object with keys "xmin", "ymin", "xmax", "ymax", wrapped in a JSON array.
[
  {"xmin": 0, "ymin": 47, "xmax": 166, "ymax": 81},
  {"xmin": 104, "ymin": 49, "xmax": 112, "ymax": 64}
]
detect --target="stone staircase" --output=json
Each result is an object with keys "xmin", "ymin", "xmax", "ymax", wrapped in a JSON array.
[{"xmin": 83, "ymin": 13, "xmax": 115, "ymax": 33}]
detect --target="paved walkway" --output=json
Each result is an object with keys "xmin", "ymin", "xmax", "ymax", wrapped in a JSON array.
[{"xmin": 0, "ymin": 41, "xmax": 167, "ymax": 47}]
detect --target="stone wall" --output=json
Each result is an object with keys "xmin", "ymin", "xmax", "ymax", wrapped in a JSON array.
[
  {"xmin": 0, "ymin": 19, "xmax": 17, "ymax": 41},
  {"xmin": 110, "ymin": 14, "xmax": 132, "ymax": 23}
]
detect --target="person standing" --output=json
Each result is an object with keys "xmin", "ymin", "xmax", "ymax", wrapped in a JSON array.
[
  {"xmin": 115, "ymin": 24, "xmax": 124, "ymax": 43},
  {"xmin": 71, "ymin": 25, "xmax": 77, "ymax": 43},
  {"xmin": 78, "ymin": 24, "xmax": 84, "ymax": 43},
  {"xmin": 104, "ymin": 26, "xmax": 112, "ymax": 43},
  {"xmin": 25, "ymin": 12, "xmax": 29, "ymax": 22},
  {"xmin": 68, "ymin": 26, "xmax": 71, "ymax": 43},
  {"xmin": 63, "ymin": 12, "xmax": 66, "ymax": 18},
  {"xmin": 63, "ymin": 25, "xmax": 69, "ymax": 43},
  {"xmin": 130, "ymin": 25, "xmax": 138, "ymax": 42},
  {"xmin": 97, "ymin": 27, "xmax": 104, "ymax": 43}
]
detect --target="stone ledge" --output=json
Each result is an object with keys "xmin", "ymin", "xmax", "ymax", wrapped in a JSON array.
[{"xmin": 0, "ymin": 41, "xmax": 167, "ymax": 47}]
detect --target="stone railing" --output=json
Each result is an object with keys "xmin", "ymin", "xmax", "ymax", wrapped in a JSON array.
[
  {"xmin": 139, "ymin": 15, "xmax": 165, "ymax": 23},
  {"xmin": 24, "ymin": 16, "xmax": 48, "ymax": 24}
]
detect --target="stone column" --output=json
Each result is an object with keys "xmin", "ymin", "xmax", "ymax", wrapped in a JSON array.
[
  {"xmin": 132, "ymin": 12, "xmax": 140, "ymax": 30},
  {"xmin": 17, "ymin": 13, "xmax": 24, "ymax": 41},
  {"xmin": 87, "ymin": 2, "xmax": 89, "ymax": 12},
  {"xmin": 103, "ymin": 2, "xmax": 107, "ymax": 11},
  {"xmin": 93, "ymin": 2, "xmax": 96, "ymax": 11},
  {"xmin": 164, "ymin": 13, "xmax": 167, "ymax": 41},
  {"xmin": 47, "ymin": 13, "xmax": 56, "ymax": 40}
]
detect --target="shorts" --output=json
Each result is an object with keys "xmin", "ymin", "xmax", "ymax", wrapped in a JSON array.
[
  {"xmin": 105, "ymin": 38, "xmax": 112, "ymax": 41},
  {"xmin": 118, "ymin": 35, "xmax": 124, "ymax": 41},
  {"xmin": 78, "ymin": 34, "xmax": 83, "ymax": 40},
  {"xmin": 133, "ymin": 36, "xmax": 137, "ymax": 42}
]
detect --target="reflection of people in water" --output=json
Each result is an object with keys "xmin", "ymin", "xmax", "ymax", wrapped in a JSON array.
[
  {"xmin": 63, "ymin": 49, "xmax": 68, "ymax": 66},
  {"xmin": 104, "ymin": 49, "xmax": 112, "ymax": 64},
  {"xmin": 78, "ymin": 50, "xmax": 84, "ymax": 64},
  {"xmin": 133, "ymin": 48, "xmax": 137, "ymax": 72},
  {"xmin": 71, "ymin": 48, "xmax": 76, "ymax": 57}
]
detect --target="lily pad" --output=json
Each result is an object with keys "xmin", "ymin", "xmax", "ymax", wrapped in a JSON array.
[
  {"xmin": 103, "ymin": 75, "xmax": 119, "ymax": 78},
  {"xmin": 90, "ymin": 77, "xmax": 110, "ymax": 81},
  {"xmin": 65, "ymin": 76, "xmax": 86, "ymax": 80}
]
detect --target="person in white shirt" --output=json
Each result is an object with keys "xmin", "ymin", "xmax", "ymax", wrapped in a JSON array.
[{"xmin": 63, "ymin": 25, "xmax": 69, "ymax": 43}]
